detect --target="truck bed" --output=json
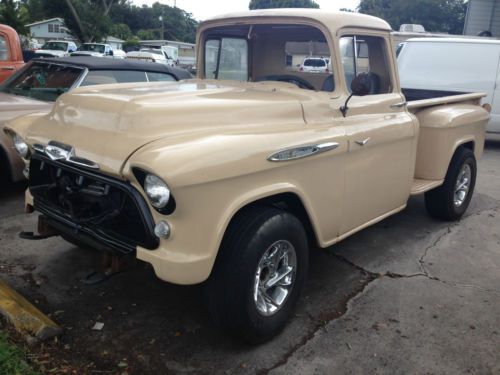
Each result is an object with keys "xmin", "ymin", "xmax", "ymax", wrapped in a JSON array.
[{"xmin": 402, "ymin": 88, "xmax": 486, "ymax": 112}]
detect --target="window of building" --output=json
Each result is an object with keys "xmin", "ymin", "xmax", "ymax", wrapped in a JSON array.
[{"xmin": 48, "ymin": 24, "xmax": 60, "ymax": 33}]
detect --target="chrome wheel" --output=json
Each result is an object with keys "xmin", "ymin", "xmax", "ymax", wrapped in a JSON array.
[
  {"xmin": 454, "ymin": 164, "xmax": 472, "ymax": 207},
  {"xmin": 253, "ymin": 240, "xmax": 297, "ymax": 317}
]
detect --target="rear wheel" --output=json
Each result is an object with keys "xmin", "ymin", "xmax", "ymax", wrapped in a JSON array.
[
  {"xmin": 425, "ymin": 147, "xmax": 476, "ymax": 221},
  {"xmin": 204, "ymin": 206, "xmax": 309, "ymax": 343}
]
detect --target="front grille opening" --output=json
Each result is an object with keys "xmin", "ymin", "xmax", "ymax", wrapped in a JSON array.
[{"xmin": 29, "ymin": 155, "xmax": 158, "ymax": 253}]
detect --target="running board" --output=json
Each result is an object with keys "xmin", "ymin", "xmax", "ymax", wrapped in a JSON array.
[{"xmin": 410, "ymin": 178, "xmax": 443, "ymax": 195}]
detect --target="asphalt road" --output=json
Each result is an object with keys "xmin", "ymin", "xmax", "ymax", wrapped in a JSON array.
[{"xmin": 0, "ymin": 139, "xmax": 498, "ymax": 374}]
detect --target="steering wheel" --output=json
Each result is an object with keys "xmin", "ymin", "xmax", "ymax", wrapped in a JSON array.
[{"xmin": 255, "ymin": 75, "xmax": 315, "ymax": 90}]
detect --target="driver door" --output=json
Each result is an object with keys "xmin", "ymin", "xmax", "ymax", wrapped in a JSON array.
[{"xmin": 338, "ymin": 33, "xmax": 416, "ymax": 235}]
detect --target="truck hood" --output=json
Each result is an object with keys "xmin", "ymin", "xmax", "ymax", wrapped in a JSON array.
[
  {"xmin": 0, "ymin": 92, "xmax": 52, "ymax": 127},
  {"xmin": 71, "ymin": 51, "xmax": 104, "ymax": 57},
  {"xmin": 35, "ymin": 50, "xmax": 67, "ymax": 57},
  {"xmin": 22, "ymin": 80, "xmax": 307, "ymax": 176}
]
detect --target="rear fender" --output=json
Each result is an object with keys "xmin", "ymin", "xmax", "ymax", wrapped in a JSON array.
[{"xmin": 414, "ymin": 104, "xmax": 488, "ymax": 180}]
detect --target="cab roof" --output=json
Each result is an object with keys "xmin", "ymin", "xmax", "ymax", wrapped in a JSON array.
[{"xmin": 202, "ymin": 9, "xmax": 391, "ymax": 32}]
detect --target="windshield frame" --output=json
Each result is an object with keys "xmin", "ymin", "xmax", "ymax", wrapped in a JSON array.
[{"xmin": 0, "ymin": 61, "xmax": 87, "ymax": 102}]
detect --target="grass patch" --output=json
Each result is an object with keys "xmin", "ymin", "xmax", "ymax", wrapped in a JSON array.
[{"xmin": 0, "ymin": 331, "xmax": 38, "ymax": 375}]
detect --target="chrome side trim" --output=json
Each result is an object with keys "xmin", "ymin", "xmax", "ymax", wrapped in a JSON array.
[{"xmin": 267, "ymin": 142, "xmax": 339, "ymax": 162}]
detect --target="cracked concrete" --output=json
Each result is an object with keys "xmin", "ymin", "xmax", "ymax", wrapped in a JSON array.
[{"xmin": 0, "ymin": 140, "xmax": 498, "ymax": 373}]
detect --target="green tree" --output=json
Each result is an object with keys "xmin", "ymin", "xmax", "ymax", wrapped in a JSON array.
[
  {"xmin": 0, "ymin": 0, "xmax": 30, "ymax": 34},
  {"xmin": 137, "ymin": 29, "xmax": 157, "ymax": 40},
  {"xmin": 249, "ymin": 0, "xmax": 319, "ymax": 9},
  {"xmin": 110, "ymin": 23, "xmax": 132, "ymax": 40},
  {"xmin": 357, "ymin": 0, "xmax": 467, "ymax": 34}
]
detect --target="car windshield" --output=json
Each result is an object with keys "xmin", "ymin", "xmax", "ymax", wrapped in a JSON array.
[
  {"xmin": 41, "ymin": 42, "xmax": 68, "ymax": 51},
  {"xmin": 0, "ymin": 62, "xmax": 83, "ymax": 102},
  {"xmin": 304, "ymin": 59, "xmax": 326, "ymax": 67},
  {"xmin": 79, "ymin": 44, "xmax": 105, "ymax": 53}
]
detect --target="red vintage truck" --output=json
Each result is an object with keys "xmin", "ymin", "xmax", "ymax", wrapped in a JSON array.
[{"xmin": 0, "ymin": 24, "xmax": 24, "ymax": 83}]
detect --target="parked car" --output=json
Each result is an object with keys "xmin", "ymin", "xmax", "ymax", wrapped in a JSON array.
[
  {"xmin": 398, "ymin": 37, "xmax": 500, "ymax": 133},
  {"xmin": 299, "ymin": 57, "xmax": 330, "ymax": 73},
  {"xmin": 0, "ymin": 56, "xmax": 191, "ymax": 183},
  {"xmin": 126, "ymin": 48, "xmax": 172, "ymax": 65},
  {"xmin": 5, "ymin": 9, "xmax": 489, "ymax": 343},
  {"xmin": 299, "ymin": 57, "xmax": 329, "ymax": 73},
  {"xmin": 34, "ymin": 40, "xmax": 77, "ymax": 58},
  {"xmin": 0, "ymin": 24, "xmax": 25, "ymax": 83},
  {"xmin": 70, "ymin": 43, "xmax": 114, "ymax": 57}
]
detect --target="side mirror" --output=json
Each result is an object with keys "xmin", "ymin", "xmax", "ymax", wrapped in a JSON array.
[
  {"xmin": 340, "ymin": 73, "xmax": 372, "ymax": 117},
  {"xmin": 350, "ymin": 73, "xmax": 372, "ymax": 96},
  {"xmin": 108, "ymin": 50, "xmax": 114, "ymax": 56}
]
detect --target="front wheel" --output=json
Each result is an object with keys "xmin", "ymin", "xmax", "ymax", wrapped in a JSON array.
[
  {"xmin": 204, "ymin": 206, "xmax": 309, "ymax": 344},
  {"xmin": 425, "ymin": 147, "xmax": 477, "ymax": 221}
]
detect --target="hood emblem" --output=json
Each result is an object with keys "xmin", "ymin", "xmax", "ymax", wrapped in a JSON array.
[
  {"xmin": 45, "ymin": 144, "xmax": 72, "ymax": 161},
  {"xmin": 38, "ymin": 141, "xmax": 100, "ymax": 170}
]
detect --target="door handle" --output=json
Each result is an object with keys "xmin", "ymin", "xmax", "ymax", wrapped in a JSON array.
[
  {"xmin": 390, "ymin": 101, "xmax": 407, "ymax": 109},
  {"xmin": 1, "ymin": 66, "xmax": 14, "ymax": 71},
  {"xmin": 355, "ymin": 138, "xmax": 370, "ymax": 146}
]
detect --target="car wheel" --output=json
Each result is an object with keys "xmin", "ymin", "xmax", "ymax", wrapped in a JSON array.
[
  {"xmin": 204, "ymin": 206, "xmax": 309, "ymax": 343},
  {"xmin": 425, "ymin": 147, "xmax": 476, "ymax": 221}
]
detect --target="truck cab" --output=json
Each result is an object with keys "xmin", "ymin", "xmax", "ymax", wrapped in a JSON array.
[{"xmin": 0, "ymin": 24, "xmax": 24, "ymax": 83}]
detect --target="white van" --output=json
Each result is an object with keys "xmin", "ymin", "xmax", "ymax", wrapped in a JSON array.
[{"xmin": 398, "ymin": 37, "xmax": 500, "ymax": 133}]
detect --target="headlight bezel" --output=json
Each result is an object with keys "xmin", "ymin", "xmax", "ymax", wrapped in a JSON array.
[{"xmin": 133, "ymin": 168, "xmax": 176, "ymax": 214}]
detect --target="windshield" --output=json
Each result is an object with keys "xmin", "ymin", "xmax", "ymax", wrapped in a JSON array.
[
  {"xmin": 79, "ymin": 44, "xmax": 105, "ymax": 53},
  {"xmin": 205, "ymin": 38, "xmax": 248, "ymax": 81},
  {"xmin": 41, "ymin": 42, "xmax": 68, "ymax": 51},
  {"xmin": 304, "ymin": 59, "xmax": 326, "ymax": 67},
  {"xmin": 0, "ymin": 62, "xmax": 83, "ymax": 102}
]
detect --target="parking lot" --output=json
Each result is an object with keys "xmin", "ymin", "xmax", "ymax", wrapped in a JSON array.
[{"xmin": 0, "ymin": 138, "xmax": 499, "ymax": 374}]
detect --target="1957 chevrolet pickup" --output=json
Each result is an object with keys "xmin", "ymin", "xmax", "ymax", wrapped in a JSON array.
[{"xmin": 5, "ymin": 10, "xmax": 489, "ymax": 343}]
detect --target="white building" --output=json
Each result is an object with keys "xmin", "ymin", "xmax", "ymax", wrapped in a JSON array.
[
  {"xmin": 25, "ymin": 18, "xmax": 75, "ymax": 43},
  {"xmin": 105, "ymin": 36, "xmax": 124, "ymax": 50},
  {"xmin": 464, "ymin": 0, "xmax": 500, "ymax": 37}
]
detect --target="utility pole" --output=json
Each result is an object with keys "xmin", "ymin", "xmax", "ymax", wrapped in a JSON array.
[{"xmin": 159, "ymin": 15, "xmax": 164, "ymax": 40}]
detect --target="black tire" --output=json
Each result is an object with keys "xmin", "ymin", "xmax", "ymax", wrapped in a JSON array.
[
  {"xmin": 204, "ymin": 206, "xmax": 309, "ymax": 344},
  {"xmin": 425, "ymin": 147, "xmax": 476, "ymax": 221}
]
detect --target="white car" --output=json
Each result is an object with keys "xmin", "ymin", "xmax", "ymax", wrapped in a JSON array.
[
  {"xmin": 299, "ymin": 57, "xmax": 330, "ymax": 73},
  {"xmin": 34, "ymin": 40, "xmax": 77, "ymax": 58},
  {"xmin": 71, "ymin": 43, "xmax": 114, "ymax": 58},
  {"xmin": 126, "ymin": 48, "xmax": 170, "ymax": 65}
]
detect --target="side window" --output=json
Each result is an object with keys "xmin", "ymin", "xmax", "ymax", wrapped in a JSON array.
[
  {"xmin": 0, "ymin": 35, "xmax": 8, "ymax": 61},
  {"xmin": 147, "ymin": 72, "xmax": 176, "ymax": 82},
  {"xmin": 80, "ymin": 70, "xmax": 147, "ymax": 86},
  {"xmin": 340, "ymin": 35, "xmax": 392, "ymax": 95},
  {"xmin": 205, "ymin": 39, "xmax": 219, "ymax": 79},
  {"xmin": 204, "ymin": 38, "xmax": 248, "ymax": 81}
]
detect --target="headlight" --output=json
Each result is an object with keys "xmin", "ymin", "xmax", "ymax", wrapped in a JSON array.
[
  {"xmin": 13, "ymin": 134, "xmax": 30, "ymax": 159},
  {"xmin": 144, "ymin": 174, "xmax": 170, "ymax": 209}
]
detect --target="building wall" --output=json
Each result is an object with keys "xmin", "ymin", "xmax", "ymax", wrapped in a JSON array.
[
  {"xmin": 464, "ymin": 0, "xmax": 500, "ymax": 37},
  {"xmin": 29, "ymin": 21, "xmax": 73, "ymax": 43}
]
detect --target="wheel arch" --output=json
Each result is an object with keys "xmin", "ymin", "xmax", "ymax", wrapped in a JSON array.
[
  {"xmin": 211, "ymin": 188, "xmax": 321, "ymax": 273},
  {"xmin": 0, "ymin": 143, "xmax": 12, "ymax": 182}
]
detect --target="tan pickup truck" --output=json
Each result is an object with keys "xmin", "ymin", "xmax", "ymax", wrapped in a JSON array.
[{"xmin": 5, "ymin": 10, "xmax": 489, "ymax": 343}]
